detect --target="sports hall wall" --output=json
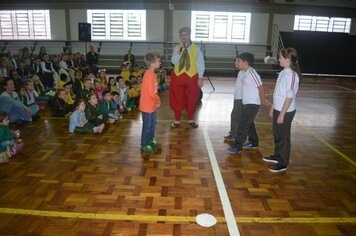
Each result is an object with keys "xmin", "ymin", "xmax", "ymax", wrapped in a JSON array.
[{"xmin": 1, "ymin": 1, "xmax": 356, "ymax": 63}]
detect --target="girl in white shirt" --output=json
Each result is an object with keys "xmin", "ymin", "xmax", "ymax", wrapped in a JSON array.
[{"xmin": 263, "ymin": 48, "xmax": 301, "ymax": 173}]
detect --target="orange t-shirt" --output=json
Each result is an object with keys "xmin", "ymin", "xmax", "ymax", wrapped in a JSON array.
[{"xmin": 139, "ymin": 69, "xmax": 160, "ymax": 113}]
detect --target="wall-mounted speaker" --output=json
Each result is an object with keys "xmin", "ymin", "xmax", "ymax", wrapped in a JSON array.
[{"xmin": 78, "ymin": 23, "xmax": 91, "ymax": 42}]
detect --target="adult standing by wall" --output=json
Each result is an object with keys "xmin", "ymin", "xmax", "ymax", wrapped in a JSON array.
[
  {"xmin": 86, "ymin": 45, "xmax": 99, "ymax": 76},
  {"xmin": 123, "ymin": 48, "xmax": 135, "ymax": 72},
  {"xmin": 170, "ymin": 27, "xmax": 205, "ymax": 128}
]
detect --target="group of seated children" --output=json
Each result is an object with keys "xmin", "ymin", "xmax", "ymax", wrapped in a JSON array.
[{"xmin": 0, "ymin": 76, "xmax": 49, "ymax": 123}]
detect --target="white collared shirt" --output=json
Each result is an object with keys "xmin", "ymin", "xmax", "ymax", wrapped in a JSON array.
[
  {"xmin": 273, "ymin": 68, "xmax": 299, "ymax": 112},
  {"xmin": 240, "ymin": 67, "xmax": 262, "ymax": 105}
]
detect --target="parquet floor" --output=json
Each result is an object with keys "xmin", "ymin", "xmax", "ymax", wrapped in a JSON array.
[{"xmin": 0, "ymin": 77, "xmax": 355, "ymax": 235}]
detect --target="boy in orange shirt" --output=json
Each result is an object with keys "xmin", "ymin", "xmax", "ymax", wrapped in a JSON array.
[{"xmin": 139, "ymin": 52, "xmax": 161, "ymax": 153}]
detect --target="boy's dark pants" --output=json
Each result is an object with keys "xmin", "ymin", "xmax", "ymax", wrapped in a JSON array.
[{"xmin": 235, "ymin": 104, "xmax": 260, "ymax": 149}]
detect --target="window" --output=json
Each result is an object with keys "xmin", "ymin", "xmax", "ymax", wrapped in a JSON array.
[
  {"xmin": 294, "ymin": 15, "xmax": 351, "ymax": 33},
  {"xmin": 0, "ymin": 10, "xmax": 51, "ymax": 40},
  {"xmin": 191, "ymin": 11, "xmax": 251, "ymax": 43},
  {"xmin": 87, "ymin": 10, "xmax": 146, "ymax": 40}
]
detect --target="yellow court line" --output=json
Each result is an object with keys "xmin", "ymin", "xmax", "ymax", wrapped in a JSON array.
[
  {"xmin": 0, "ymin": 208, "xmax": 355, "ymax": 224},
  {"xmin": 294, "ymin": 118, "xmax": 356, "ymax": 168}
]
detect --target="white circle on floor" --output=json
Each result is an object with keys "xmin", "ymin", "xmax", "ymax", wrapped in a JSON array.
[{"xmin": 196, "ymin": 213, "xmax": 217, "ymax": 227}]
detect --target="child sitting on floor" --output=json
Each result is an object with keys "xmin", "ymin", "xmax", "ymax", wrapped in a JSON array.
[
  {"xmin": 99, "ymin": 90, "xmax": 121, "ymax": 123},
  {"xmin": 69, "ymin": 99, "xmax": 104, "ymax": 134},
  {"xmin": 50, "ymin": 89, "xmax": 73, "ymax": 117},
  {"xmin": 0, "ymin": 111, "xmax": 23, "ymax": 162},
  {"xmin": 85, "ymin": 93, "xmax": 108, "ymax": 127},
  {"xmin": 106, "ymin": 77, "xmax": 119, "ymax": 93},
  {"xmin": 94, "ymin": 79, "xmax": 106, "ymax": 102},
  {"xmin": 18, "ymin": 85, "xmax": 40, "ymax": 118}
]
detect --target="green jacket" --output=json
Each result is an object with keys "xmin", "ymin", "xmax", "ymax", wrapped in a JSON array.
[
  {"xmin": 0, "ymin": 125, "xmax": 16, "ymax": 152},
  {"xmin": 85, "ymin": 103, "xmax": 108, "ymax": 126},
  {"xmin": 99, "ymin": 100, "xmax": 115, "ymax": 115}
]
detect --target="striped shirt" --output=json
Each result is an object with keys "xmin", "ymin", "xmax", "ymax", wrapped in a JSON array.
[
  {"xmin": 240, "ymin": 67, "xmax": 263, "ymax": 105},
  {"xmin": 273, "ymin": 68, "xmax": 299, "ymax": 112}
]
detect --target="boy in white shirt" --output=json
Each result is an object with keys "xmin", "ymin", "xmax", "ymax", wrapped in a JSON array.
[
  {"xmin": 224, "ymin": 57, "xmax": 242, "ymax": 141},
  {"xmin": 228, "ymin": 53, "xmax": 266, "ymax": 154}
]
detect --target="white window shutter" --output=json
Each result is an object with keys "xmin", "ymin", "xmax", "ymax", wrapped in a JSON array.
[
  {"xmin": 127, "ymin": 12, "xmax": 142, "ymax": 38},
  {"xmin": 213, "ymin": 14, "xmax": 228, "ymax": 40},
  {"xmin": 194, "ymin": 13, "xmax": 210, "ymax": 40},
  {"xmin": 87, "ymin": 10, "xmax": 146, "ymax": 40},
  {"xmin": 110, "ymin": 12, "xmax": 124, "ymax": 38},
  {"xmin": 0, "ymin": 11, "xmax": 13, "ymax": 39}
]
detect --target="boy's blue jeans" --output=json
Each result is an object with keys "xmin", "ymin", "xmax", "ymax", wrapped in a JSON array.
[{"xmin": 141, "ymin": 111, "xmax": 157, "ymax": 148}]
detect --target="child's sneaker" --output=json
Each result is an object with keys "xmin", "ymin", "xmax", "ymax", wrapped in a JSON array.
[
  {"xmin": 269, "ymin": 164, "xmax": 287, "ymax": 173},
  {"xmin": 150, "ymin": 138, "xmax": 161, "ymax": 148},
  {"xmin": 140, "ymin": 145, "xmax": 155, "ymax": 153},
  {"xmin": 262, "ymin": 155, "xmax": 278, "ymax": 163},
  {"xmin": 10, "ymin": 142, "xmax": 23, "ymax": 156},
  {"xmin": 98, "ymin": 123, "xmax": 105, "ymax": 133},
  {"xmin": 0, "ymin": 153, "xmax": 9, "ymax": 164},
  {"xmin": 224, "ymin": 134, "xmax": 235, "ymax": 141},
  {"xmin": 93, "ymin": 126, "xmax": 100, "ymax": 133},
  {"xmin": 242, "ymin": 143, "xmax": 258, "ymax": 149},
  {"xmin": 228, "ymin": 146, "xmax": 241, "ymax": 154},
  {"xmin": 108, "ymin": 118, "xmax": 115, "ymax": 123}
]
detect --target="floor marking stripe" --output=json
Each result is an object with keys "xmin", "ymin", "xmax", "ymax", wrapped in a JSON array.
[
  {"xmin": 334, "ymin": 85, "xmax": 356, "ymax": 92},
  {"xmin": 203, "ymin": 129, "xmax": 240, "ymax": 235},
  {"xmin": 0, "ymin": 208, "xmax": 355, "ymax": 224},
  {"xmin": 294, "ymin": 118, "xmax": 356, "ymax": 168}
]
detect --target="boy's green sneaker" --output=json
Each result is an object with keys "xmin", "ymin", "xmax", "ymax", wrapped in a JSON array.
[
  {"xmin": 150, "ymin": 138, "xmax": 161, "ymax": 148},
  {"xmin": 140, "ymin": 145, "xmax": 155, "ymax": 153}
]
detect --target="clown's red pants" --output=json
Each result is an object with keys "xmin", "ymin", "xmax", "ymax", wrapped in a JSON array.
[{"xmin": 169, "ymin": 72, "xmax": 200, "ymax": 121}]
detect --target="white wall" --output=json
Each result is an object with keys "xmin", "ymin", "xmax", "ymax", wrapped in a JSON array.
[
  {"xmin": 273, "ymin": 14, "xmax": 295, "ymax": 32},
  {"xmin": 172, "ymin": 10, "xmax": 191, "ymax": 43},
  {"xmin": 146, "ymin": 10, "xmax": 164, "ymax": 41},
  {"xmin": 250, "ymin": 13, "xmax": 269, "ymax": 45},
  {"xmin": 19, "ymin": 9, "xmax": 298, "ymax": 58},
  {"xmin": 69, "ymin": 9, "xmax": 87, "ymax": 41},
  {"xmin": 50, "ymin": 10, "xmax": 67, "ymax": 40}
]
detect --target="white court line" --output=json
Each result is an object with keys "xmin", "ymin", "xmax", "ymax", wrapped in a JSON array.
[
  {"xmin": 334, "ymin": 85, "xmax": 356, "ymax": 92},
  {"xmin": 203, "ymin": 129, "xmax": 240, "ymax": 236}
]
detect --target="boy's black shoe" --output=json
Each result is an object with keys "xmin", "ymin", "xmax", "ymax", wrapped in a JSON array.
[
  {"xmin": 224, "ymin": 134, "xmax": 236, "ymax": 141},
  {"xmin": 262, "ymin": 155, "xmax": 278, "ymax": 164},
  {"xmin": 269, "ymin": 164, "xmax": 287, "ymax": 173}
]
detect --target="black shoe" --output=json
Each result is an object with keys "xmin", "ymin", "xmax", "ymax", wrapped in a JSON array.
[
  {"xmin": 262, "ymin": 155, "xmax": 278, "ymax": 164},
  {"xmin": 224, "ymin": 134, "xmax": 236, "ymax": 141},
  {"xmin": 171, "ymin": 122, "xmax": 180, "ymax": 128},
  {"xmin": 188, "ymin": 121, "xmax": 198, "ymax": 128},
  {"xmin": 269, "ymin": 164, "xmax": 287, "ymax": 173}
]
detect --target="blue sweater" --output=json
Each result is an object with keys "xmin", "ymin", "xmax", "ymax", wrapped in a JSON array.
[{"xmin": 69, "ymin": 110, "xmax": 87, "ymax": 133}]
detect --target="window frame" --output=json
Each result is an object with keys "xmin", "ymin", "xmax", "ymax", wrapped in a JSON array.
[
  {"xmin": 87, "ymin": 9, "xmax": 146, "ymax": 41},
  {"xmin": 293, "ymin": 15, "xmax": 351, "ymax": 33},
  {"xmin": 0, "ymin": 10, "xmax": 51, "ymax": 40},
  {"xmin": 191, "ymin": 11, "xmax": 251, "ymax": 43}
]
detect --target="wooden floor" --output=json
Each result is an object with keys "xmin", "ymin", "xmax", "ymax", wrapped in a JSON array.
[{"xmin": 0, "ymin": 77, "xmax": 355, "ymax": 236}]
